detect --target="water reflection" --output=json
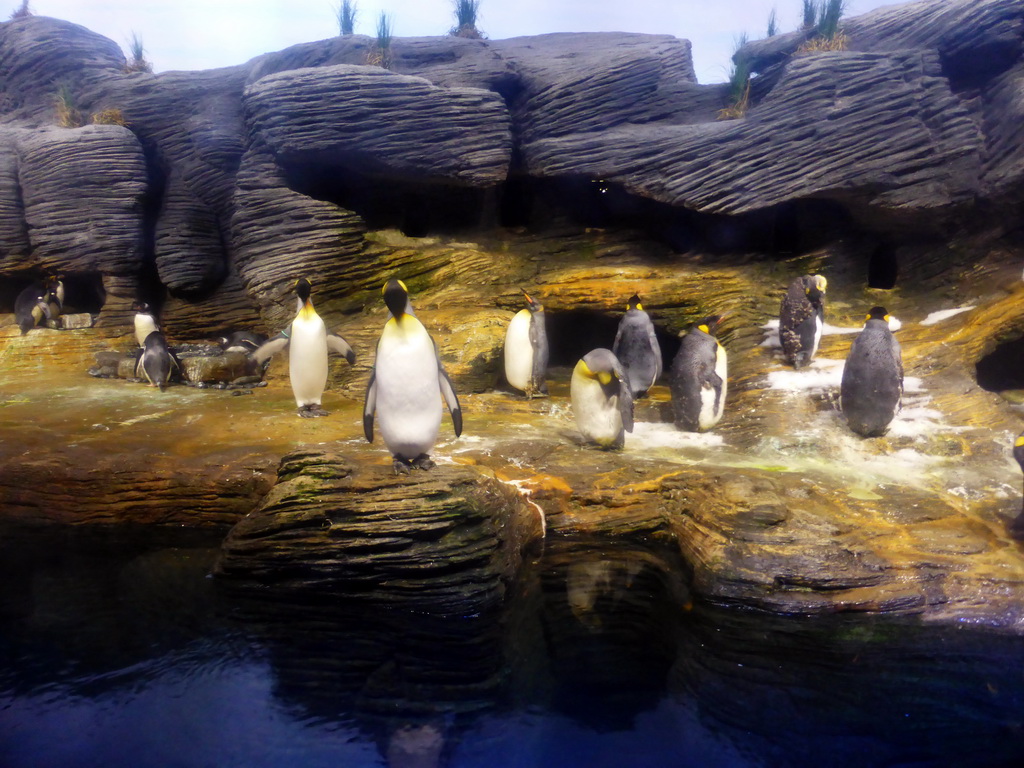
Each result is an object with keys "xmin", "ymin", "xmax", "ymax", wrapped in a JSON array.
[{"xmin": 2, "ymin": 526, "xmax": 1024, "ymax": 768}]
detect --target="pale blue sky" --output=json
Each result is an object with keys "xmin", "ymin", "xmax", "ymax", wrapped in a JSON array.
[{"xmin": 15, "ymin": 0, "xmax": 902, "ymax": 83}]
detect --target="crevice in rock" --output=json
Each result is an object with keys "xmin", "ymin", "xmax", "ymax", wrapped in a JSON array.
[
  {"xmin": 867, "ymin": 242, "xmax": 899, "ymax": 289},
  {"xmin": 976, "ymin": 336, "xmax": 1024, "ymax": 393}
]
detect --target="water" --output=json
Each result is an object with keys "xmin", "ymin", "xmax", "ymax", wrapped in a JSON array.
[{"xmin": 2, "ymin": 527, "xmax": 1024, "ymax": 768}]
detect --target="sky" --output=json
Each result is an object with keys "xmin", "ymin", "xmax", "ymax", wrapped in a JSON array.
[{"xmin": 13, "ymin": 0, "xmax": 903, "ymax": 84}]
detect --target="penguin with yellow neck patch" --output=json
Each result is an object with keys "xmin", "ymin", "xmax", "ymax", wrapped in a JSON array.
[
  {"xmin": 613, "ymin": 293, "xmax": 662, "ymax": 398},
  {"xmin": 670, "ymin": 315, "xmax": 727, "ymax": 432},
  {"xmin": 250, "ymin": 278, "xmax": 356, "ymax": 418},
  {"xmin": 840, "ymin": 306, "xmax": 903, "ymax": 437},
  {"xmin": 570, "ymin": 348, "xmax": 634, "ymax": 450},
  {"xmin": 364, "ymin": 279, "xmax": 462, "ymax": 473},
  {"xmin": 1010, "ymin": 432, "xmax": 1024, "ymax": 539}
]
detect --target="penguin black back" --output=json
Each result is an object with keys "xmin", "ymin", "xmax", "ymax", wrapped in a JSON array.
[
  {"xmin": 779, "ymin": 274, "xmax": 826, "ymax": 368},
  {"xmin": 840, "ymin": 306, "xmax": 903, "ymax": 437},
  {"xmin": 670, "ymin": 316, "xmax": 727, "ymax": 432},
  {"xmin": 613, "ymin": 293, "xmax": 662, "ymax": 398},
  {"xmin": 14, "ymin": 281, "xmax": 52, "ymax": 334},
  {"xmin": 136, "ymin": 331, "xmax": 178, "ymax": 391}
]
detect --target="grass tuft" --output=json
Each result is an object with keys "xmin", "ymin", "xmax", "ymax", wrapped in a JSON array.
[
  {"xmin": 91, "ymin": 108, "xmax": 128, "ymax": 126},
  {"xmin": 9, "ymin": 0, "xmax": 30, "ymax": 19},
  {"xmin": 124, "ymin": 32, "xmax": 153, "ymax": 73},
  {"xmin": 796, "ymin": 0, "xmax": 849, "ymax": 55},
  {"xmin": 365, "ymin": 12, "xmax": 393, "ymax": 68},
  {"xmin": 801, "ymin": 0, "xmax": 816, "ymax": 28},
  {"xmin": 337, "ymin": 0, "xmax": 357, "ymax": 36},
  {"xmin": 766, "ymin": 7, "xmax": 778, "ymax": 37},
  {"xmin": 55, "ymin": 84, "xmax": 83, "ymax": 128},
  {"xmin": 717, "ymin": 33, "xmax": 752, "ymax": 121},
  {"xmin": 449, "ymin": 0, "xmax": 483, "ymax": 38}
]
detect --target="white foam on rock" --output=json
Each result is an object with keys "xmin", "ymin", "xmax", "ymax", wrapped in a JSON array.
[
  {"xmin": 626, "ymin": 420, "xmax": 725, "ymax": 451},
  {"xmin": 766, "ymin": 357, "xmax": 845, "ymax": 392},
  {"xmin": 920, "ymin": 306, "xmax": 975, "ymax": 326}
]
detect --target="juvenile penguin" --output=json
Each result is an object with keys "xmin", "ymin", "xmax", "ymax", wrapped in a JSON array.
[
  {"xmin": 570, "ymin": 348, "xmax": 634, "ymax": 450},
  {"xmin": 840, "ymin": 306, "xmax": 903, "ymax": 437},
  {"xmin": 503, "ymin": 290, "xmax": 549, "ymax": 398},
  {"xmin": 779, "ymin": 274, "xmax": 827, "ymax": 368},
  {"xmin": 14, "ymin": 282, "xmax": 53, "ymax": 334},
  {"xmin": 217, "ymin": 331, "xmax": 266, "ymax": 354},
  {"xmin": 670, "ymin": 316, "xmax": 728, "ymax": 432},
  {"xmin": 133, "ymin": 302, "xmax": 159, "ymax": 348},
  {"xmin": 612, "ymin": 293, "xmax": 662, "ymax": 398},
  {"xmin": 135, "ymin": 331, "xmax": 179, "ymax": 391},
  {"xmin": 250, "ymin": 278, "xmax": 356, "ymax": 418},
  {"xmin": 364, "ymin": 279, "xmax": 463, "ymax": 473}
]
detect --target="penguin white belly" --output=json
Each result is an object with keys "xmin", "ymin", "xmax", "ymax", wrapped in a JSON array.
[
  {"xmin": 135, "ymin": 315, "xmax": 157, "ymax": 347},
  {"xmin": 571, "ymin": 370, "xmax": 622, "ymax": 447},
  {"xmin": 289, "ymin": 314, "xmax": 328, "ymax": 407},
  {"xmin": 809, "ymin": 314, "xmax": 822, "ymax": 361},
  {"xmin": 376, "ymin": 331, "xmax": 442, "ymax": 460},
  {"xmin": 697, "ymin": 344, "xmax": 727, "ymax": 431},
  {"xmin": 504, "ymin": 309, "xmax": 534, "ymax": 392}
]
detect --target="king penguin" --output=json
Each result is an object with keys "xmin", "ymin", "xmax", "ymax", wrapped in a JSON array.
[
  {"xmin": 570, "ymin": 348, "xmax": 634, "ymax": 450},
  {"xmin": 364, "ymin": 279, "xmax": 463, "ymax": 473},
  {"xmin": 14, "ymin": 281, "xmax": 53, "ymax": 334},
  {"xmin": 135, "ymin": 331, "xmax": 179, "ymax": 391},
  {"xmin": 840, "ymin": 306, "xmax": 903, "ymax": 437},
  {"xmin": 779, "ymin": 274, "xmax": 827, "ymax": 368},
  {"xmin": 612, "ymin": 293, "xmax": 662, "ymax": 398},
  {"xmin": 670, "ymin": 316, "xmax": 728, "ymax": 432},
  {"xmin": 134, "ymin": 301, "xmax": 159, "ymax": 348},
  {"xmin": 250, "ymin": 278, "xmax": 356, "ymax": 418},
  {"xmin": 503, "ymin": 290, "xmax": 549, "ymax": 398}
]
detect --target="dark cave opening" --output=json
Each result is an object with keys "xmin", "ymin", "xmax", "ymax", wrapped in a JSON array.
[
  {"xmin": 868, "ymin": 243, "xmax": 899, "ymax": 289},
  {"xmin": 284, "ymin": 161, "xmax": 490, "ymax": 237},
  {"xmin": 544, "ymin": 309, "xmax": 681, "ymax": 373},
  {"xmin": 0, "ymin": 272, "xmax": 106, "ymax": 316},
  {"xmin": 976, "ymin": 336, "xmax": 1024, "ymax": 393}
]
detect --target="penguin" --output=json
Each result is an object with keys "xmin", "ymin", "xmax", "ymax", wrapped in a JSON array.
[
  {"xmin": 503, "ymin": 290, "xmax": 549, "ymax": 398},
  {"xmin": 45, "ymin": 277, "xmax": 64, "ymax": 326},
  {"xmin": 250, "ymin": 278, "xmax": 356, "ymax": 418},
  {"xmin": 840, "ymin": 306, "xmax": 903, "ymax": 437},
  {"xmin": 612, "ymin": 293, "xmax": 662, "ymax": 398},
  {"xmin": 1010, "ymin": 432, "xmax": 1024, "ymax": 539},
  {"xmin": 570, "ymin": 348, "xmax": 634, "ymax": 450},
  {"xmin": 14, "ymin": 281, "xmax": 53, "ymax": 334},
  {"xmin": 670, "ymin": 315, "xmax": 728, "ymax": 432},
  {"xmin": 134, "ymin": 301, "xmax": 159, "ymax": 348},
  {"xmin": 217, "ymin": 331, "xmax": 266, "ymax": 354},
  {"xmin": 364, "ymin": 279, "xmax": 463, "ymax": 473},
  {"xmin": 135, "ymin": 331, "xmax": 179, "ymax": 391},
  {"xmin": 779, "ymin": 274, "xmax": 827, "ymax": 368}
]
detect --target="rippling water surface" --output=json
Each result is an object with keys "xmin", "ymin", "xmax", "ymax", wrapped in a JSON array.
[{"xmin": 2, "ymin": 526, "xmax": 1024, "ymax": 768}]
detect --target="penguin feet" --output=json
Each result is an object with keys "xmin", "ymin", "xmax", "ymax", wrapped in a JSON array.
[
  {"xmin": 391, "ymin": 454, "xmax": 435, "ymax": 474},
  {"xmin": 412, "ymin": 454, "xmax": 436, "ymax": 471},
  {"xmin": 298, "ymin": 404, "xmax": 329, "ymax": 418},
  {"xmin": 392, "ymin": 457, "xmax": 413, "ymax": 474}
]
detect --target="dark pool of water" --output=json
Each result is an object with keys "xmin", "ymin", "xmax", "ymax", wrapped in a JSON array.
[{"xmin": 2, "ymin": 526, "xmax": 1024, "ymax": 768}]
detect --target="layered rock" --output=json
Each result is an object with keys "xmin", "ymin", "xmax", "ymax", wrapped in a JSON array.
[{"xmin": 215, "ymin": 449, "xmax": 543, "ymax": 615}]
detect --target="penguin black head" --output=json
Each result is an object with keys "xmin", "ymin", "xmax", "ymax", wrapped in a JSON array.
[
  {"xmin": 1014, "ymin": 432, "xmax": 1024, "ymax": 471},
  {"xmin": 627, "ymin": 294, "xmax": 643, "ymax": 311},
  {"xmin": 522, "ymin": 290, "xmax": 543, "ymax": 313},
  {"xmin": 866, "ymin": 306, "xmax": 890, "ymax": 322},
  {"xmin": 804, "ymin": 275, "xmax": 827, "ymax": 302},
  {"xmin": 295, "ymin": 278, "xmax": 312, "ymax": 304},
  {"xmin": 384, "ymin": 279, "xmax": 409, "ymax": 318},
  {"xmin": 133, "ymin": 301, "xmax": 151, "ymax": 313},
  {"xmin": 695, "ymin": 315, "xmax": 724, "ymax": 335}
]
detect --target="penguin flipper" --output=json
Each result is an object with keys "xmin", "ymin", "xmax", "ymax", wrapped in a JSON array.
[
  {"xmin": 251, "ymin": 333, "xmax": 290, "ymax": 365},
  {"xmin": 327, "ymin": 332, "xmax": 356, "ymax": 364},
  {"xmin": 439, "ymin": 367, "xmax": 463, "ymax": 437},
  {"xmin": 363, "ymin": 370, "xmax": 377, "ymax": 443},
  {"xmin": 613, "ymin": 360, "xmax": 634, "ymax": 433}
]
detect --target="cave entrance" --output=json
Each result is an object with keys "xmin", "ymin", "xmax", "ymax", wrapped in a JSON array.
[
  {"xmin": 0, "ymin": 272, "xmax": 105, "ymax": 316},
  {"xmin": 543, "ymin": 309, "xmax": 681, "ymax": 374},
  {"xmin": 868, "ymin": 244, "xmax": 899, "ymax": 289},
  {"xmin": 976, "ymin": 336, "xmax": 1024, "ymax": 393}
]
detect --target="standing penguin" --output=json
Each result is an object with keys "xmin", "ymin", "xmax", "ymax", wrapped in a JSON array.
[
  {"xmin": 779, "ymin": 274, "xmax": 827, "ymax": 368},
  {"xmin": 840, "ymin": 306, "xmax": 903, "ymax": 437},
  {"xmin": 134, "ymin": 301, "xmax": 159, "ymax": 347},
  {"xmin": 503, "ymin": 290, "xmax": 549, "ymax": 398},
  {"xmin": 250, "ymin": 278, "xmax": 356, "ymax": 418},
  {"xmin": 670, "ymin": 316, "xmax": 728, "ymax": 432},
  {"xmin": 45, "ymin": 277, "xmax": 64, "ymax": 326},
  {"xmin": 14, "ymin": 281, "xmax": 53, "ymax": 334},
  {"xmin": 135, "ymin": 331, "xmax": 179, "ymax": 391},
  {"xmin": 364, "ymin": 279, "xmax": 463, "ymax": 473},
  {"xmin": 570, "ymin": 348, "xmax": 634, "ymax": 450},
  {"xmin": 612, "ymin": 293, "xmax": 662, "ymax": 398}
]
